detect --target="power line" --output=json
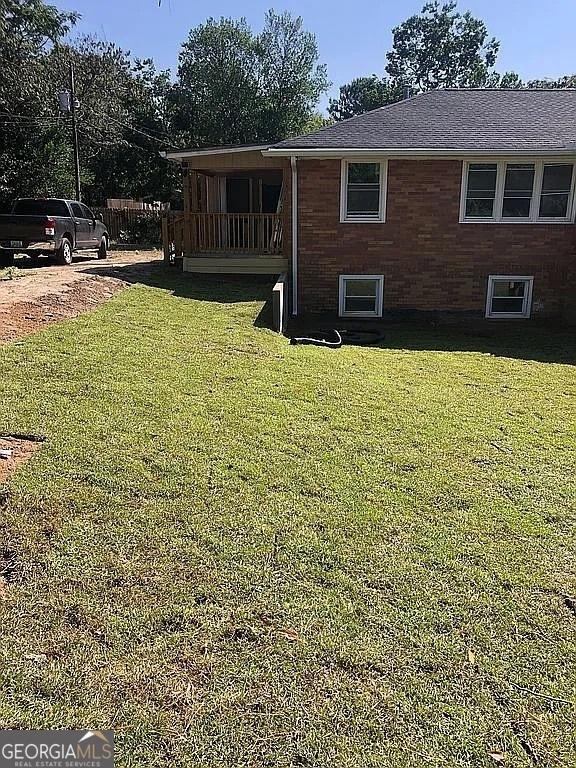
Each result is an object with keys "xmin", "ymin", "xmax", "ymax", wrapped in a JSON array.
[
  {"xmin": 0, "ymin": 118, "xmax": 66, "ymax": 124},
  {"xmin": 0, "ymin": 115, "xmax": 66, "ymax": 124},
  {"xmin": 100, "ymin": 111, "xmax": 170, "ymax": 140},
  {"xmin": 79, "ymin": 122, "xmax": 152, "ymax": 154},
  {"xmin": 0, "ymin": 110, "xmax": 64, "ymax": 120},
  {"xmin": 89, "ymin": 109, "xmax": 177, "ymax": 148},
  {"xmin": 1, "ymin": 108, "xmax": 176, "ymax": 148}
]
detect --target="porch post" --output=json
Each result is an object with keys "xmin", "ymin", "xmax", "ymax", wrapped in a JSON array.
[
  {"xmin": 182, "ymin": 164, "xmax": 193, "ymax": 256},
  {"xmin": 162, "ymin": 214, "xmax": 170, "ymax": 264}
]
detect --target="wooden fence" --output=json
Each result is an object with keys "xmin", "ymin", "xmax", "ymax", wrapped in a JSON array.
[{"xmin": 93, "ymin": 207, "xmax": 162, "ymax": 242}]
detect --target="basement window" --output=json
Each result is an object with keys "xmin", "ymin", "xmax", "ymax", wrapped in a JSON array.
[
  {"xmin": 339, "ymin": 275, "xmax": 384, "ymax": 317},
  {"xmin": 485, "ymin": 276, "xmax": 534, "ymax": 318}
]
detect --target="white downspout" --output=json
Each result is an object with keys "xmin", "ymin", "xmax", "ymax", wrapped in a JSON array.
[{"xmin": 290, "ymin": 155, "xmax": 298, "ymax": 315}]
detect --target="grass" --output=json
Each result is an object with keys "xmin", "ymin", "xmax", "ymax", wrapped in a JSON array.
[
  {"xmin": 0, "ymin": 268, "xmax": 575, "ymax": 767},
  {"xmin": 0, "ymin": 265, "xmax": 22, "ymax": 280}
]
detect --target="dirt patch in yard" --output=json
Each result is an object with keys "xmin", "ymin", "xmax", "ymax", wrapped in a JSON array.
[
  {"xmin": 0, "ymin": 275, "xmax": 128, "ymax": 344},
  {"xmin": 0, "ymin": 434, "xmax": 44, "ymax": 485},
  {"xmin": 0, "ymin": 249, "xmax": 163, "ymax": 344}
]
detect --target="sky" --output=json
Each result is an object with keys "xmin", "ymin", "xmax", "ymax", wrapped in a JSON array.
[{"xmin": 53, "ymin": 0, "xmax": 576, "ymax": 110}]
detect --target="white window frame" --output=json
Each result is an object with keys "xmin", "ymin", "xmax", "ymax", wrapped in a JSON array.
[
  {"xmin": 485, "ymin": 275, "xmax": 534, "ymax": 319},
  {"xmin": 340, "ymin": 159, "xmax": 387, "ymax": 223},
  {"xmin": 460, "ymin": 159, "xmax": 576, "ymax": 224},
  {"xmin": 338, "ymin": 274, "xmax": 384, "ymax": 318}
]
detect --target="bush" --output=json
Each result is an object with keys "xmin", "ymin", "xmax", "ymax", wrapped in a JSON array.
[{"xmin": 118, "ymin": 215, "xmax": 161, "ymax": 246}]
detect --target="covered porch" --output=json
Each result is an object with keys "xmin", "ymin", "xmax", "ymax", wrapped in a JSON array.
[{"xmin": 162, "ymin": 146, "xmax": 291, "ymax": 274}]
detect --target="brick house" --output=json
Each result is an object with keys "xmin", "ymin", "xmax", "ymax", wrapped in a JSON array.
[{"xmin": 162, "ymin": 89, "xmax": 576, "ymax": 322}]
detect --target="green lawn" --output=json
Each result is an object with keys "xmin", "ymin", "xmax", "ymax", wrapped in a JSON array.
[{"xmin": 0, "ymin": 268, "xmax": 575, "ymax": 767}]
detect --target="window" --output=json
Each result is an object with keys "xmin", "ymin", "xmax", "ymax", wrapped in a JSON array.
[
  {"xmin": 339, "ymin": 275, "xmax": 384, "ymax": 317},
  {"xmin": 485, "ymin": 276, "xmax": 534, "ymax": 319},
  {"xmin": 502, "ymin": 164, "xmax": 534, "ymax": 218},
  {"xmin": 465, "ymin": 163, "xmax": 497, "ymax": 218},
  {"xmin": 80, "ymin": 203, "xmax": 95, "ymax": 219},
  {"xmin": 340, "ymin": 161, "xmax": 387, "ymax": 222},
  {"xmin": 461, "ymin": 161, "xmax": 575, "ymax": 223},
  {"xmin": 12, "ymin": 199, "xmax": 69, "ymax": 216},
  {"xmin": 70, "ymin": 202, "xmax": 83, "ymax": 218},
  {"xmin": 539, "ymin": 164, "xmax": 573, "ymax": 218}
]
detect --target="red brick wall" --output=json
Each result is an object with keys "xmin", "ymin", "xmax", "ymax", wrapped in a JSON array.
[{"xmin": 296, "ymin": 158, "xmax": 576, "ymax": 317}]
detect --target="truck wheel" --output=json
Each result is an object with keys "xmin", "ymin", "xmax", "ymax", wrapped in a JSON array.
[
  {"xmin": 0, "ymin": 252, "xmax": 14, "ymax": 268},
  {"xmin": 97, "ymin": 236, "xmax": 108, "ymax": 260},
  {"xmin": 55, "ymin": 238, "xmax": 73, "ymax": 266}
]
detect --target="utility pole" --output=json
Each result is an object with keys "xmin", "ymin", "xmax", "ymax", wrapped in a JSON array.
[{"xmin": 69, "ymin": 61, "xmax": 81, "ymax": 201}]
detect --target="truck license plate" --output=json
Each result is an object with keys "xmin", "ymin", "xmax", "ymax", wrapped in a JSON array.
[{"xmin": 10, "ymin": 240, "xmax": 22, "ymax": 248}]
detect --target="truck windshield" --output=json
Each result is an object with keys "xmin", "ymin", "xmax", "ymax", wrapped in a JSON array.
[{"xmin": 12, "ymin": 199, "xmax": 69, "ymax": 216}]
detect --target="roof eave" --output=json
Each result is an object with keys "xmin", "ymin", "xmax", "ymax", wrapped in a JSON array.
[
  {"xmin": 263, "ymin": 147, "xmax": 576, "ymax": 158},
  {"xmin": 162, "ymin": 144, "xmax": 271, "ymax": 161}
]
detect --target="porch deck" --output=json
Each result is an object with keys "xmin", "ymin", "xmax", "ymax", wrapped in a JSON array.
[{"xmin": 162, "ymin": 212, "xmax": 288, "ymax": 274}]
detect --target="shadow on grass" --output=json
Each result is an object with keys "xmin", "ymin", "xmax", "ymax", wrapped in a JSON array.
[
  {"xmin": 85, "ymin": 260, "xmax": 276, "ymax": 328},
  {"xmin": 86, "ymin": 261, "xmax": 575, "ymax": 365},
  {"xmin": 289, "ymin": 315, "xmax": 576, "ymax": 365},
  {"xmin": 379, "ymin": 323, "xmax": 575, "ymax": 365}
]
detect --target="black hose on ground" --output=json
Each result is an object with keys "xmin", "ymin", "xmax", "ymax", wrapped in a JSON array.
[
  {"xmin": 289, "ymin": 328, "xmax": 386, "ymax": 348},
  {"xmin": 290, "ymin": 329, "xmax": 343, "ymax": 348}
]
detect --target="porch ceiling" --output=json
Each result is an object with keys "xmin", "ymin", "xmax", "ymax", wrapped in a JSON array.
[{"xmin": 194, "ymin": 169, "xmax": 284, "ymax": 181}]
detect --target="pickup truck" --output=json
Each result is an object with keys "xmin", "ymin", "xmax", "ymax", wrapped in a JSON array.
[{"xmin": 0, "ymin": 198, "xmax": 109, "ymax": 266}]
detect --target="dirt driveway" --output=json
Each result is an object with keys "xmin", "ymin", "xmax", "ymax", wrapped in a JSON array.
[{"xmin": 0, "ymin": 249, "xmax": 163, "ymax": 344}]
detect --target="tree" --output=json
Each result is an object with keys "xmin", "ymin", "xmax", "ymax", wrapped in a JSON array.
[
  {"xmin": 173, "ymin": 18, "xmax": 261, "ymax": 147},
  {"xmin": 0, "ymin": 0, "xmax": 79, "ymax": 205},
  {"xmin": 0, "ymin": 0, "xmax": 177, "ymax": 206},
  {"xmin": 328, "ymin": 76, "xmax": 402, "ymax": 121},
  {"xmin": 257, "ymin": 11, "xmax": 329, "ymax": 139},
  {"xmin": 497, "ymin": 71, "xmax": 524, "ymax": 88},
  {"xmin": 48, "ymin": 37, "xmax": 177, "ymax": 204},
  {"xmin": 386, "ymin": 2, "xmax": 500, "ymax": 90},
  {"xmin": 526, "ymin": 75, "xmax": 576, "ymax": 89},
  {"xmin": 302, "ymin": 112, "xmax": 333, "ymax": 133},
  {"xmin": 172, "ymin": 11, "xmax": 328, "ymax": 147},
  {"xmin": 329, "ymin": 3, "xmax": 524, "ymax": 121}
]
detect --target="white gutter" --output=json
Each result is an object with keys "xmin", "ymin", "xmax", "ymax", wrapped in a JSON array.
[
  {"xmin": 163, "ymin": 145, "xmax": 270, "ymax": 161},
  {"xmin": 291, "ymin": 155, "xmax": 298, "ymax": 316},
  {"xmin": 264, "ymin": 147, "xmax": 576, "ymax": 159}
]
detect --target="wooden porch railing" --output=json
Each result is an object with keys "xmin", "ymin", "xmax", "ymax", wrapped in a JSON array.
[{"xmin": 162, "ymin": 212, "xmax": 283, "ymax": 261}]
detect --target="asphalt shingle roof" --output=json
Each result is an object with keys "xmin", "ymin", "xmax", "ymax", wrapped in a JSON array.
[{"xmin": 273, "ymin": 89, "xmax": 576, "ymax": 152}]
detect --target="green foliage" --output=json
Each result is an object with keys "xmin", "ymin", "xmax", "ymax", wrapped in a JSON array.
[
  {"xmin": 386, "ymin": 1, "xmax": 500, "ymax": 90},
  {"xmin": 328, "ymin": 76, "xmax": 402, "ymax": 121},
  {"xmin": 257, "ymin": 11, "xmax": 330, "ymax": 139},
  {"xmin": 0, "ymin": 0, "xmax": 78, "ymax": 58},
  {"xmin": 47, "ymin": 38, "xmax": 177, "ymax": 205},
  {"xmin": 527, "ymin": 75, "xmax": 576, "ymax": 88},
  {"xmin": 498, "ymin": 71, "xmax": 524, "ymax": 88},
  {"xmin": 118, "ymin": 215, "xmax": 161, "ymax": 246},
  {"xmin": 0, "ymin": 2, "xmax": 176, "ymax": 207},
  {"xmin": 0, "ymin": 0, "xmax": 79, "ymax": 203},
  {"xmin": 0, "ymin": 265, "xmax": 21, "ymax": 280},
  {"xmin": 301, "ymin": 111, "xmax": 333, "ymax": 133},
  {"xmin": 173, "ymin": 11, "xmax": 329, "ymax": 146},
  {"xmin": 173, "ymin": 17, "xmax": 260, "ymax": 146},
  {"xmin": 328, "ymin": 3, "xmax": 533, "ymax": 120},
  {"xmin": 0, "ymin": 3, "xmax": 327, "ymax": 204},
  {"xmin": 3, "ymin": 0, "xmax": 576, "ymax": 200}
]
